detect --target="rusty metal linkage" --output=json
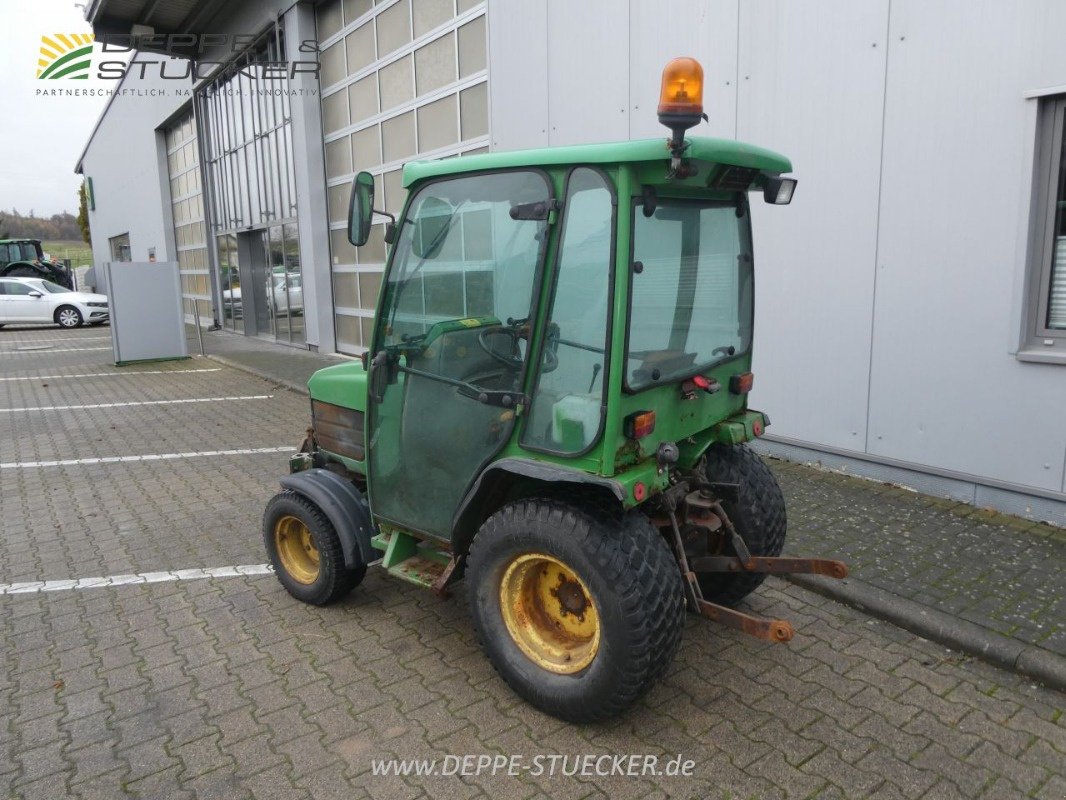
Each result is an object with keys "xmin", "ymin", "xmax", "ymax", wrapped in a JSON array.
[
  {"xmin": 656, "ymin": 477, "xmax": 849, "ymax": 645},
  {"xmin": 432, "ymin": 555, "xmax": 462, "ymax": 597},
  {"xmin": 665, "ymin": 507, "xmax": 703, "ymax": 612},
  {"xmin": 696, "ymin": 599, "xmax": 794, "ymax": 643},
  {"xmin": 690, "ymin": 555, "xmax": 849, "ymax": 580}
]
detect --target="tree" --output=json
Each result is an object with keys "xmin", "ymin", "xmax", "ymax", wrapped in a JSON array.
[{"xmin": 76, "ymin": 182, "xmax": 91, "ymax": 245}]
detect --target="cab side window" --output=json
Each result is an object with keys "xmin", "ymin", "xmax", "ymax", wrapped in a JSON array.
[{"xmin": 522, "ymin": 168, "xmax": 614, "ymax": 453}]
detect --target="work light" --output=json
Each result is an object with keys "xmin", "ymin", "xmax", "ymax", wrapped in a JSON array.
[{"xmin": 763, "ymin": 177, "xmax": 798, "ymax": 205}]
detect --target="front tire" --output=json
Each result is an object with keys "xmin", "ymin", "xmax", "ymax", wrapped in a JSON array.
[
  {"xmin": 697, "ymin": 444, "xmax": 787, "ymax": 606},
  {"xmin": 466, "ymin": 498, "xmax": 685, "ymax": 722},
  {"xmin": 263, "ymin": 490, "xmax": 365, "ymax": 605},
  {"xmin": 55, "ymin": 305, "xmax": 83, "ymax": 328}
]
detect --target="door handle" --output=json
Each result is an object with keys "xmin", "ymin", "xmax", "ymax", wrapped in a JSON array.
[{"xmin": 368, "ymin": 350, "xmax": 390, "ymax": 403}]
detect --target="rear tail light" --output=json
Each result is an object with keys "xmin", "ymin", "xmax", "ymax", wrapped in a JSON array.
[
  {"xmin": 729, "ymin": 372, "xmax": 754, "ymax": 394},
  {"xmin": 691, "ymin": 375, "xmax": 720, "ymax": 394},
  {"xmin": 624, "ymin": 410, "xmax": 656, "ymax": 439}
]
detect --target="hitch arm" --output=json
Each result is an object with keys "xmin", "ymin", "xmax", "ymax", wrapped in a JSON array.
[
  {"xmin": 690, "ymin": 555, "xmax": 849, "ymax": 580},
  {"xmin": 696, "ymin": 600, "xmax": 793, "ymax": 643},
  {"xmin": 665, "ymin": 506, "xmax": 796, "ymax": 644}
]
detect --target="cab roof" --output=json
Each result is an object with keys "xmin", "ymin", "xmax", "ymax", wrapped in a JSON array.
[{"xmin": 402, "ymin": 136, "xmax": 792, "ymax": 188}]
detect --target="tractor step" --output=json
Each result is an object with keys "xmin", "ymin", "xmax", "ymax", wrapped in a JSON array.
[
  {"xmin": 374, "ymin": 527, "xmax": 453, "ymax": 590},
  {"xmin": 388, "ymin": 554, "xmax": 449, "ymax": 588}
]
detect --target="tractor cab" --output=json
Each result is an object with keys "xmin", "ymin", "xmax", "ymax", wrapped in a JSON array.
[
  {"xmin": 353, "ymin": 136, "xmax": 790, "ymax": 536},
  {"xmin": 264, "ymin": 57, "xmax": 846, "ymax": 723}
]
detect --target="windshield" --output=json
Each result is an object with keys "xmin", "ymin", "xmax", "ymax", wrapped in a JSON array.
[
  {"xmin": 627, "ymin": 200, "xmax": 753, "ymax": 390},
  {"xmin": 39, "ymin": 280, "xmax": 72, "ymax": 294},
  {"xmin": 20, "ymin": 243, "xmax": 41, "ymax": 261}
]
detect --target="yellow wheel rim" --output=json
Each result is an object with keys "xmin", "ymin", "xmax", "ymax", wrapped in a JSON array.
[
  {"xmin": 274, "ymin": 515, "xmax": 320, "ymax": 585},
  {"xmin": 499, "ymin": 553, "xmax": 600, "ymax": 675}
]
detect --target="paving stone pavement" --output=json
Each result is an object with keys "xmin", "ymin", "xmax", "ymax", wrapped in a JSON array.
[
  {"xmin": 197, "ymin": 328, "xmax": 1066, "ymax": 661},
  {"xmin": 776, "ymin": 462, "xmax": 1066, "ymax": 657},
  {"xmin": 1, "ymin": 324, "xmax": 1064, "ymax": 800}
]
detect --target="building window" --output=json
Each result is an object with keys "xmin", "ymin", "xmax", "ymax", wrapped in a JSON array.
[
  {"xmin": 316, "ymin": 0, "xmax": 489, "ymax": 355},
  {"xmin": 109, "ymin": 233, "xmax": 131, "ymax": 262},
  {"xmin": 1023, "ymin": 96, "xmax": 1066, "ymax": 358}
]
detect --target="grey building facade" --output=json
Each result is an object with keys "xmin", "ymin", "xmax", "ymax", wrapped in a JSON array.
[{"xmin": 77, "ymin": 0, "xmax": 1066, "ymax": 525}]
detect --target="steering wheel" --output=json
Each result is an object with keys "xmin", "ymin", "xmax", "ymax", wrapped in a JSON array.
[
  {"xmin": 477, "ymin": 324, "xmax": 561, "ymax": 373},
  {"xmin": 477, "ymin": 325, "xmax": 525, "ymax": 370}
]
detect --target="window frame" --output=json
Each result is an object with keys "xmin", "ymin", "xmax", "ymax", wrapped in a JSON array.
[
  {"xmin": 109, "ymin": 233, "xmax": 132, "ymax": 263},
  {"xmin": 519, "ymin": 165, "xmax": 618, "ymax": 458},
  {"xmin": 1021, "ymin": 95, "xmax": 1066, "ymax": 360},
  {"xmin": 623, "ymin": 194, "xmax": 755, "ymax": 394},
  {"xmin": 2, "ymin": 280, "xmax": 37, "ymax": 296},
  {"xmin": 370, "ymin": 166, "xmax": 555, "ymax": 362}
]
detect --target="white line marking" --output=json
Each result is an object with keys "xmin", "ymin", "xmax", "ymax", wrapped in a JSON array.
[
  {"xmin": 3, "ymin": 346, "xmax": 111, "ymax": 353},
  {"xmin": 5, "ymin": 336, "xmax": 111, "ymax": 342},
  {"xmin": 0, "ymin": 395, "xmax": 272, "ymax": 413},
  {"xmin": 0, "ymin": 368, "xmax": 222, "ymax": 382},
  {"xmin": 0, "ymin": 564, "xmax": 274, "ymax": 594},
  {"xmin": 0, "ymin": 446, "xmax": 292, "ymax": 469}
]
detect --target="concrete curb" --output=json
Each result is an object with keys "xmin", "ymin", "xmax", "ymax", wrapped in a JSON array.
[
  {"xmin": 788, "ymin": 573, "xmax": 1066, "ymax": 693},
  {"xmin": 204, "ymin": 354, "xmax": 312, "ymax": 397}
]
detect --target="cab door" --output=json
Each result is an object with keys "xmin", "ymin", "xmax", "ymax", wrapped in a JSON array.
[{"xmin": 366, "ymin": 170, "xmax": 553, "ymax": 540}]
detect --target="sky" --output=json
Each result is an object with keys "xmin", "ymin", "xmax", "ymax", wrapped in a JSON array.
[{"xmin": 0, "ymin": 0, "xmax": 114, "ymax": 216}]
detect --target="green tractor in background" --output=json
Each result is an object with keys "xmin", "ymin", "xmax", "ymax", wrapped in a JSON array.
[
  {"xmin": 263, "ymin": 58, "xmax": 847, "ymax": 722},
  {"xmin": 0, "ymin": 238, "xmax": 74, "ymax": 289}
]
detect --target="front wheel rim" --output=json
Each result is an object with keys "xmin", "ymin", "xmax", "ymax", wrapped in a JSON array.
[
  {"xmin": 499, "ymin": 553, "xmax": 600, "ymax": 674},
  {"xmin": 274, "ymin": 515, "xmax": 320, "ymax": 584},
  {"xmin": 58, "ymin": 309, "xmax": 79, "ymax": 326}
]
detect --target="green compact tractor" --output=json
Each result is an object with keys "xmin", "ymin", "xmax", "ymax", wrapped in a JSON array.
[{"xmin": 264, "ymin": 58, "xmax": 847, "ymax": 721}]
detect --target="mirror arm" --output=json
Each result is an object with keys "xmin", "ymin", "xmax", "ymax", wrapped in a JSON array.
[{"xmin": 373, "ymin": 209, "xmax": 398, "ymax": 244}]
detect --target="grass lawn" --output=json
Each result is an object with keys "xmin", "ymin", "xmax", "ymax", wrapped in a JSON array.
[{"xmin": 42, "ymin": 239, "xmax": 93, "ymax": 266}]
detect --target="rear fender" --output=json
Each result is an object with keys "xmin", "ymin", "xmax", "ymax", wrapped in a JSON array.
[
  {"xmin": 450, "ymin": 457, "xmax": 626, "ymax": 556},
  {"xmin": 279, "ymin": 468, "xmax": 376, "ymax": 568}
]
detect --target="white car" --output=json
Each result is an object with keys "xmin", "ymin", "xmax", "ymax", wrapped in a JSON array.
[
  {"xmin": 221, "ymin": 274, "xmax": 303, "ymax": 320},
  {"xmin": 272, "ymin": 273, "xmax": 303, "ymax": 315},
  {"xmin": 0, "ymin": 277, "xmax": 110, "ymax": 328}
]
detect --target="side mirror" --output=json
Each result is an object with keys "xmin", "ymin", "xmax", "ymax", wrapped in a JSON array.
[
  {"xmin": 411, "ymin": 197, "xmax": 453, "ymax": 259},
  {"xmin": 29, "ymin": 291, "xmax": 43, "ymax": 298},
  {"xmin": 347, "ymin": 171, "xmax": 375, "ymax": 246}
]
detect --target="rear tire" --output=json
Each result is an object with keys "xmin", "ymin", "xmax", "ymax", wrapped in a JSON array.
[
  {"xmin": 263, "ymin": 490, "xmax": 365, "ymax": 605},
  {"xmin": 55, "ymin": 305, "xmax": 83, "ymax": 328},
  {"xmin": 466, "ymin": 498, "xmax": 685, "ymax": 722},
  {"xmin": 697, "ymin": 444, "xmax": 787, "ymax": 606}
]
